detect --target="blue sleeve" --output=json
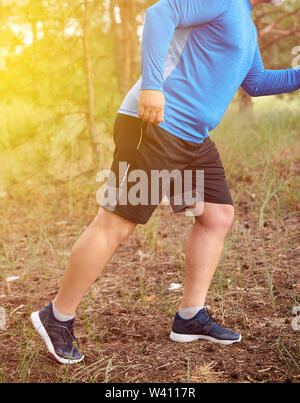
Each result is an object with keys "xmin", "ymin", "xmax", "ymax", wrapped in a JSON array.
[
  {"xmin": 141, "ymin": 0, "xmax": 229, "ymax": 91},
  {"xmin": 242, "ymin": 45, "xmax": 300, "ymax": 97}
]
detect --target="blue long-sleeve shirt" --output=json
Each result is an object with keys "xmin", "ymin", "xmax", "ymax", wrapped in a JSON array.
[{"xmin": 119, "ymin": 0, "xmax": 300, "ymax": 143}]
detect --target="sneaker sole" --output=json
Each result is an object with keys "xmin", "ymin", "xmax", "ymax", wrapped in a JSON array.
[
  {"xmin": 30, "ymin": 311, "xmax": 84, "ymax": 364},
  {"xmin": 170, "ymin": 331, "xmax": 242, "ymax": 345}
]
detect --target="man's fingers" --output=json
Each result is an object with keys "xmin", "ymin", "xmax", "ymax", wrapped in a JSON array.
[
  {"xmin": 142, "ymin": 107, "xmax": 151, "ymax": 123},
  {"xmin": 138, "ymin": 105, "xmax": 145, "ymax": 120},
  {"xmin": 148, "ymin": 110, "xmax": 157, "ymax": 124},
  {"xmin": 141, "ymin": 107, "xmax": 157, "ymax": 124},
  {"xmin": 140, "ymin": 106, "xmax": 164, "ymax": 125},
  {"xmin": 155, "ymin": 109, "xmax": 165, "ymax": 125},
  {"xmin": 138, "ymin": 90, "xmax": 165, "ymax": 124}
]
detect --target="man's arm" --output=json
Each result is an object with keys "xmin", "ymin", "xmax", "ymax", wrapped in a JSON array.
[
  {"xmin": 241, "ymin": 45, "xmax": 300, "ymax": 97},
  {"xmin": 139, "ymin": 0, "xmax": 228, "ymax": 124}
]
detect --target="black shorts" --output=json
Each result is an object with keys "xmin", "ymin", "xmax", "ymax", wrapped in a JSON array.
[{"xmin": 100, "ymin": 113, "xmax": 233, "ymax": 224}]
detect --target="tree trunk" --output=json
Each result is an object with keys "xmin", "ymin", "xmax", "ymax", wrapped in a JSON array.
[
  {"xmin": 128, "ymin": 0, "xmax": 139, "ymax": 84},
  {"xmin": 110, "ymin": 0, "xmax": 123, "ymax": 93},
  {"xmin": 110, "ymin": 0, "xmax": 140, "ymax": 95},
  {"xmin": 238, "ymin": 87, "xmax": 253, "ymax": 112},
  {"xmin": 83, "ymin": 0, "xmax": 101, "ymax": 163},
  {"xmin": 31, "ymin": 20, "xmax": 40, "ymax": 99}
]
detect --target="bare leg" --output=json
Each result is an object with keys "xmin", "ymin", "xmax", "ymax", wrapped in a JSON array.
[
  {"xmin": 53, "ymin": 208, "xmax": 136, "ymax": 315},
  {"xmin": 180, "ymin": 202, "xmax": 234, "ymax": 308}
]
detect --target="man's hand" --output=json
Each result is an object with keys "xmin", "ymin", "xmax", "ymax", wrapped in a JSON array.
[{"xmin": 138, "ymin": 90, "xmax": 165, "ymax": 125}]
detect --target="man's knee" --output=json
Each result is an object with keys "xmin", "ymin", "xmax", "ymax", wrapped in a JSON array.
[
  {"xmin": 95, "ymin": 207, "xmax": 136, "ymax": 244},
  {"xmin": 194, "ymin": 203, "xmax": 234, "ymax": 235}
]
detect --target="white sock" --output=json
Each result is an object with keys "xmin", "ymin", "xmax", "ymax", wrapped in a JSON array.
[
  {"xmin": 178, "ymin": 306, "xmax": 204, "ymax": 320},
  {"xmin": 52, "ymin": 302, "xmax": 75, "ymax": 322}
]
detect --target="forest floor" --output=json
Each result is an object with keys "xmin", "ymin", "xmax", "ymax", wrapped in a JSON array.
[{"xmin": 0, "ymin": 173, "xmax": 299, "ymax": 383}]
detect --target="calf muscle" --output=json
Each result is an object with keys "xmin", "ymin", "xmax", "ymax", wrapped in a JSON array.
[{"xmin": 53, "ymin": 208, "xmax": 136, "ymax": 315}]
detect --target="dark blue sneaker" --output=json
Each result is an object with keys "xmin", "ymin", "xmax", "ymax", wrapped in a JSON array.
[
  {"xmin": 31, "ymin": 303, "xmax": 84, "ymax": 364},
  {"xmin": 170, "ymin": 307, "xmax": 241, "ymax": 345}
]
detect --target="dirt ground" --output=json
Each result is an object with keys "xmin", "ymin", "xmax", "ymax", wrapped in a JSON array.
[{"xmin": 0, "ymin": 182, "xmax": 299, "ymax": 383}]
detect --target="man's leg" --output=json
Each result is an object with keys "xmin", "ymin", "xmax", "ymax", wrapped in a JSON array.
[
  {"xmin": 53, "ymin": 207, "xmax": 136, "ymax": 315},
  {"xmin": 31, "ymin": 207, "xmax": 136, "ymax": 363},
  {"xmin": 181, "ymin": 202, "xmax": 234, "ymax": 308},
  {"xmin": 170, "ymin": 202, "xmax": 241, "ymax": 344}
]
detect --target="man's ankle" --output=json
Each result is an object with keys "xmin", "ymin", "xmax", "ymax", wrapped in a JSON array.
[
  {"xmin": 178, "ymin": 306, "xmax": 204, "ymax": 319},
  {"xmin": 51, "ymin": 301, "xmax": 75, "ymax": 322}
]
